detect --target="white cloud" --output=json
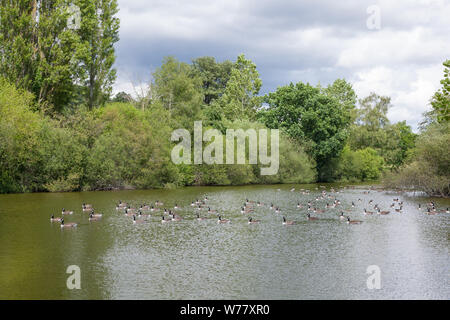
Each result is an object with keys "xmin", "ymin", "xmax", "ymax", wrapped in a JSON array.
[{"xmin": 114, "ymin": 0, "xmax": 450, "ymax": 130}]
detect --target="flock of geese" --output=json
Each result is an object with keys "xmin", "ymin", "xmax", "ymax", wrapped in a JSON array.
[{"xmin": 49, "ymin": 187, "xmax": 449, "ymax": 229}]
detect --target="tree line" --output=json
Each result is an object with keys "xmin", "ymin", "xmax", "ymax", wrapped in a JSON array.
[{"xmin": 0, "ymin": 1, "xmax": 448, "ymax": 196}]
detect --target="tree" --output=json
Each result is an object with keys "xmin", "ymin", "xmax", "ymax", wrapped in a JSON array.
[
  {"xmin": 216, "ymin": 54, "xmax": 262, "ymax": 121},
  {"xmin": 112, "ymin": 91, "xmax": 133, "ymax": 103},
  {"xmin": 152, "ymin": 56, "xmax": 203, "ymax": 127},
  {"xmin": 260, "ymin": 82, "xmax": 351, "ymax": 180},
  {"xmin": 0, "ymin": 0, "xmax": 80, "ymax": 111},
  {"xmin": 430, "ymin": 59, "xmax": 450, "ymax": 123},
  {"xmin": 322, "ymin": 79, "xmax": 357, "ymax": 121},
  {"xmin": 356, "ymin": 93, "xmax": 391, "ymax": 130},
  {"xmin": 76, "ymin": 0, "xmax": 120, "ymax": 109},
  {"xmin": 385, "ymin": 122, "xmax": 449, "ymax": 197},
  {"xmin": 192, "ymin": 56, "xmax": 233, "ymax": 105}
]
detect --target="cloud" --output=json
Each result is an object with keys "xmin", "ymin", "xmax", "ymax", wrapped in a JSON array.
[{"xmin": 114, "ymin": 0, "xmax": 450, "ymax": 130}]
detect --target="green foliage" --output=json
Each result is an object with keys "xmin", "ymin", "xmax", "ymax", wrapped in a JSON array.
[
  {"xmin": 192, "ymin": 56, "xmax": 233, "ymax": 105},
  {"xmin": 260, "ymin": 82, "xmax": 351, "ymax": 181},
  {"xmin": 334, "ymin": 146, "xmax": 384, "ymax": 182},
  {"xmin": 0, "ymin": 0, "xmax": 81, "ymax": 111},
  {"xmin": 348, "ymin": 93, "xmax": 416, "ymax": 170},
  {"xmin": 0, "ymin": 0, "xmax": 120, "ymax": 111},
  {"xmin": 215, "ymin": 54, "xmax": 262, "ymax": 121},
  {"xmin": 385, "ymin": 122, "xmax": 450, "ymax": 197},
  {"xmin": 76, "ymin": 0, "xmax": 120, "ymax": 109},
  {"xmin": 430, "ymin": 60, "xmax": 450, "ymax": 123},
  {"xmin": 152, "ymin": 56, "xmax": 204, "ymax": 128},
  {"xmin": 322, "ymin": 79, "xmax": 357, "ymax": 121}
]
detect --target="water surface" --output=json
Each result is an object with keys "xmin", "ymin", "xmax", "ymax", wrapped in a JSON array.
[{"xmin": 0, "ymin": 184, "xmax": 449, "ymax": 299}]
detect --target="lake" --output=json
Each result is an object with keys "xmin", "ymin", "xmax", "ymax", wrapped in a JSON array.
[{"xmin": 0, "ymin": 184, "xmax": 449, "ymax": 299}]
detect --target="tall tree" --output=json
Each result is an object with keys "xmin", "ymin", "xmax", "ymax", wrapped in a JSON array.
[
  {"xmin": 191, "ymin": 56, "xmax": 233, "ymax": 105},
  {"xmin": 356, "ymin": 93, "xmax": 391, "ymax": 131},
  {"xmin": 430, "ymin": 59, "xmax": 450, "ymax": 123},
  {"xmin": 322, "ymin": 79, "xmax": 357, "ymax": 121},
  {"xmin": 76, "ymin": 0, "xmax": 120, "ymax": 109},
  {"xmin": 152, "ymin": 56, "xmax": 203, "ymax": 127},
  {"xmin": 0, "ymin": 0, "xmax": 79, "ymax": 111},
  {"xmin": 260, "ymin": 82, "xmax": 351, "ymax": 180},
  {"xmin": 216, "ymin": 54, "xmax": 262, "ymax": 121}
]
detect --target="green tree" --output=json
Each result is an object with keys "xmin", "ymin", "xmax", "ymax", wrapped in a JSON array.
[
  {"xmin": 0, "ymin": 0, "xmax": 80, "ymax": 111},
  {"xmin": 356, "ymin": 93, "xmax": 391, "ymax": 130},
  {"xmin": 191, "ymin": 56, "xmax": 233, "ymax": 105},
  {"xmin": 112, "ymin": 91, "xmax": 133, "ymax": 103},
  {"xmin": 430, "ymin": 59, "xmax": 450, "ymax": 122},
  {"xmin": 385, "ymin": 122, "xmax": 449, "ymax": 197},
  {"xmin": 260, "ymin": 82, "xmax": 351, "ymax": 181},
  {"xmin": 322, "ymin": 79, "xmax": 357, "ymax": 121},
  {"xmin": 216, "ymin": 54, "xmax": 262, "ymax": 121},
  {"xmin": 152, "ymin": 56, "xmax": 204, "ymax": 128},
  {"xmin": 76, "ymin": 0, "xmax": 120, "ymax": 109}
]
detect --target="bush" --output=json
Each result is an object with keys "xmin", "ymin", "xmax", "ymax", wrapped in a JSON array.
[{"xmin": 385, "ymin": 122, "xmax": 449, "ymax": 197}]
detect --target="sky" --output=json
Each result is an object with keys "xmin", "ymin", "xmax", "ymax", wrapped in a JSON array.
[{"xmin": 113, "ymin": 0, "xmax": 450, "ymax": 130}]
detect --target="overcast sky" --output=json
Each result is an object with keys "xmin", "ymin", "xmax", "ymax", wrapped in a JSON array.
[{"xmin": 113, "ymin": 0, "xmax": 450, "ymax": 130}]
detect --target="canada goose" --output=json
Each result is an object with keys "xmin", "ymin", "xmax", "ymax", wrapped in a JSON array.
[
  {"xmin": 306, "ymin": 213, "xmax": 318, "ymax": 221},
  {"xmin": 297, "ymin": 202, "xmax": 302, "ymax": 208},
  {"xmin": 425, "ymin": 208, "xmax": 437, "ymax": 215},
  {"xmin": 351, "ymin": 201, "xmax": 355, "ymax": 208},
  {"xmin": 60, "ymin": 219, "xmax": 77, "ymax": 228},
  {"xmin": 347, "ymin": 217, "xmax": 363, "ymax": 225},
  {"xmin": 62, "ymin": 208, "xmax": 73, "ymax": 215},
  {"xmin": 395, "ymin": 206, "xmax": 403, "ymax": 213},
  {"xmin": 314, "ymin": 208, "xmax": 324, "ymax": 214},
  {"xmin": 174, "ymin": 204, "xmax": 179, "ymax": 209},
  {"xmin": 132, "ymin": 215, "xmax": 146, "ymax": 224},
  {"xmin": 82, "ymin": 203, "xmax": 93, "ymax": 211},
  {"xmin": 418, "ymin": 204, "xmax": 422, "ymax": 210},
  {"xmin": 282, "ymin": 216, "xmax": 296, "ymax": 225},
  {"xmin": 89, "ymin": 213, "xmax": 100, "ymax": 222},
  {"xmin": 124, "ymin": 208, "xmax": 135, "ymax": 217},
  {"xmin": 116, "ymin": 201, "xmax": 128, "ymax": 209},
  {"xmin": 377, "ymin": 208, "xmax": 390, "ymax": 215},
  {"xmin": 171, "ymin": 214, "xmax": 182, "ymax": 222},
  {"xmin": 50, "ymin": 214, "xmax": 62, "ymax": 222},
  {"xmin": 155, "ymin": 200, "xmax": 163, "ymax": 206},
  {"xmin": 363, "ymin": 209, "xmax": 374, "ymax": 215},
  {"xmin": 207, "ymin": 207, "xmax": 217, "ymax": 214},
  {"xmin": 217, "ymin": 216, "xmax": 230, "ymax": 224},
  {"xmin": 138, "ymin": 210, "xmax": 149, "ymax": 218},
  {"xmin": 339, "ymin": 212, "xmax": 346, "ymax": 221},
  {"xmin": 161, "ymin": 216, "xmax": 171, "ymax": 223},
  {"xmin": 82, "ymin": 206, "xmax": 92, "ymax": 212},
  {"xmin": 248, "ymin": 217, "xmax": 261, "ymax": 224},
  {"xmin": 196, "ymin": 213, "xmax": 207, "ymax": 221},
  {"xmin": 90, "ymin": 211, "xmax": 103, "ymax": 218}
]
